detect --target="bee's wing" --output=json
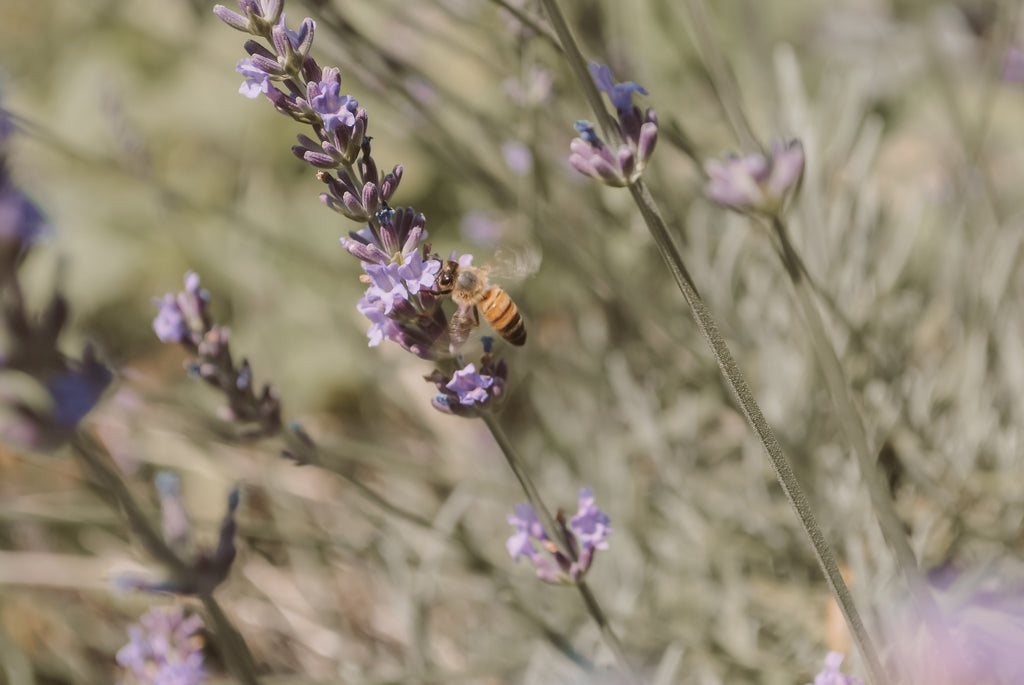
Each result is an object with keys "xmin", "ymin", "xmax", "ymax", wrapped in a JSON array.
[
  {"xmin": 449, "ymin": 302, "xmax": 480, "ymax": 350},
  {"xmin": 488, "ymin": 244, "xmax": 541, "ymax": 283}
]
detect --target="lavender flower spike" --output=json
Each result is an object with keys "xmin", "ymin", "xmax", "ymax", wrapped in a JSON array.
[
  {"xmin": 569, "ymin": 62, "xmax": 659, "ymax": 188},
  {"xmin": 505, "ymin": 488, "xmax": 612, "ymax": 585},
  {"xmin": 705, "ymin": 139, "xmax": 805, "ymax": 218},
  {"xmin": 116, "ymin": 606, "xmax": 207, "ymax": 685}
]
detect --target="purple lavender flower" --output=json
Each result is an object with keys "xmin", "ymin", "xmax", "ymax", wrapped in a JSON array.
[
  {"xmin": 1004, "ymin": 46, "xmax": 1024, "ymax": 83},
  {"xmin": 445, "ymin": 363, "xmax": 495, "ymax": 405},
  {"xmin": 505, "ymin": 488, "xmax": 612, "ymax": 584},
  {"xmin": 501, "ymin": 140, "xmax": 533, "ymax": 177},
  {"xmin": 308, "ymin": 76, "xmax": 358, "ymax": 135},
  {"xmin": 45, "ymin": 357, "xmax": 114, "ymax": 430},
  {"xmin": 116, "ymin": 606, "xmax": 206, "ymax": 685},
  {"xmin": 882, "ymin": 567, "xmax": 1024, "ymax": 683},
  {"xmin": 397, "ymin": 250, "xmax": 441, "ymax": 295},
  {"xmin": 807, "ymin": 652, "xmax": 862, "ymax": 685},
  {"xmin": 153, "ymin": 294, "xmax": 190, "ymax": 345},
  {"xmin": 589, "ymin": 63, "xmax": 648, "ymax": 112},
  {"xmin": 570, "ymin": 487, "xmax": 612, "ymax": 551},
  {"xmin": 705, "ymin": 139, "xmax": 805, "ymax": 217},
  {"xmin": 428, "ymin": 347, "xmax": 508, "ymax": 416},
  {"xmin": 153, "ymin": 273, "xmax": 282, "ymax": 438},
  {"xmin": 236, "ymin": 58, "xmax": 274, "ymax": 98},
  {"xmin": 569, "ymin": 63, "xmax": 659, "ymax": 188},
  {"xmin": 356, "ymin": 292, "xmax": 402, "ymax": 347},
  {"xmin": 363, "ymin": 261, "xmax": 409, "ymax": 314}
]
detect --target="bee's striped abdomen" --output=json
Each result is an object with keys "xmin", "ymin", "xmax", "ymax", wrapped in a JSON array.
[{"xmin": 480, "ymin": 286, "xmax": 526, "ymax": 346}]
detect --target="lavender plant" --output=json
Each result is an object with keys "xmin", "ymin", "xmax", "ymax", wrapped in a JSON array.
[{"xmin": 6, "ymin": 1, "xmax": 1024, "ymax": 683}]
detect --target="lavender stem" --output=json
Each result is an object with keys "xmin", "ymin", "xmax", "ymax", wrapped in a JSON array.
[
  {"xmin": 478, "ymin": 411, "xmax": 640, "ymax": 685},
  {"xmin": 537, "ymin": 1, "xmax": 888, "ymax": 681}
]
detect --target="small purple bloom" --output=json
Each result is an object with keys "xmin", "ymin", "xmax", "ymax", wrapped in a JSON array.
[
  {"xmin": 589, "ymin": 63, "xmax": 648, "ymax": 112},
  {"xmin": 309, "ymin": 79, "xmax": 358, "ymax": 135},
  {"xmin": 570, "ymin": 487, "xmax": 612, "ymax": 551},
  {"xmin": 505, "ymin": 488, "xmax": 611, "ymax": 584},
  {"xmin": 153, "ymin": 294, "xmax": 189, "ymax": 344},
  {"xmin": 363, "ymin": 262, "xmax": 409, "ymax": 313},
  {"xmin": 236, "ymin": 58, "xmax": 272, "ymax": 99},
  {"xmin": 445, "ymin": 363, "xmax": 494, "ymax": 405},
  {"xmin": 356, "ymin": 291, "xmax": 402, "ymax": 347},
  {"xmin": 501, "ymin": 140, "xmax": 533, "ymax": 176},
  {"xmin": 45, "ymin": 360, "xmax": 113, "ymax": 429},
  {"xmin": 705, "ymin": 139, "xmax": 805, "ymax": 217},
  {"xmin": 0, "ymin": 184, "xmax": 48, "ymax": 263},
  {"xmin": 1004, "ymin": 46, "xmax": 1024, "ymax": 83},
  {"xmin": 808, "ymin": 652, "xmax": 862, "ymax": 685},
  {"xmin": 116, "ymin": 606, "xmax": 207, "ymax": 685},
  {"xmin": 397, "ymin": 251, "xmax": 441, "ymax": 295}
]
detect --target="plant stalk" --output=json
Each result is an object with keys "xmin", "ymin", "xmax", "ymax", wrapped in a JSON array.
[
  {"xmin": 536, "ymin": 2, "xmax": 889, "ymax": 680},
  {"xmin": 479, "ymin": 411, "xmax": 640, "ymax": 685}
]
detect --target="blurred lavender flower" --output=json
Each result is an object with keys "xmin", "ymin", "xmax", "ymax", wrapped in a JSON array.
[
  {"xmin": 1004, "ymin": 46, "xmax": 1024, "ymax": 83},
  {"xmin": 116, "ymin": 605, "xmax": 206, "ymax": 685},
  {"xmin": 501, "ymin": 140, "xmax": 533, "ymax": 177},
  {"xmin": 807, "ymin": 652, "xmax": 862, "ymax": 685},
  {"xmin": 506, "ymin": 487, "xmax": 611, "ymax": 584},
  {"xmin": 117, "ymin": 483, "xmax": 240, "ymax": 596},
  {"xmin": 568, "ymin": 63, "xmax": 658, "ymax": 187},
  {"xmin": 884, "ymin": 567, "xmax": 1024, "ymax": 684},
  {"xmin": 704, "ymin": 139, "xmax": 804, "ymax": 218},
  {"xmin": 153, "ymin": 272, "xmax": 281, "ymax": 438},
  {"xmin": 0, "ymin": 114, "xmax": 111, "ymax": 449}
]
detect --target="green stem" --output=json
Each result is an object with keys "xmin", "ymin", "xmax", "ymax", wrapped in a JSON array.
[
  {"xmin": 534, "ymin": 4, "xmax": 888, "ymax": 679},
  {"xmin": 770, "ymin": 217, "xmax": 942, "ymax": 621},
  {"xmin": 478, "ymin": 412, "xmax": 640, "ymax": 685},
  {"xmin": 201, "ymin": 594, "xmax": 261, "ymax": 685}
]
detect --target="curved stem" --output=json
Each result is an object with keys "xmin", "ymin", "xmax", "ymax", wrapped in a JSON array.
[
  {"xmin": 536, "ymin": 2, "xmax": 889, "ymax": 680},
  {"xmin": 478, "ymin": 411, "xmax": 640, "ymax": 685}
]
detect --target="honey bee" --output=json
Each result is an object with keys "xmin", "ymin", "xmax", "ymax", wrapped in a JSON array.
[{"xmin": 435, "ymin": 260, "xmax": 526, "ymax": 348}]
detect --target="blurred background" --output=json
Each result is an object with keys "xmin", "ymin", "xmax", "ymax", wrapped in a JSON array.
[{"xmin": 2, "ymin": 0, "xmax": 1024, "ymax": 682}]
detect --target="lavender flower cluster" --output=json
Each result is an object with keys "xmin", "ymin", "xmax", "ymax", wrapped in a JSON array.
[
  {"xmin": 506, "ymin": 487, "xmax": 611, "ymax": 584},
  {"xmin": 116, "ymin": 606, "xmax": 207, "ymax": 685},
  {"xmin": 153, "ymin": 272, "xmax": 282, "ymax": 439},
  {"xmin": 197, "ymin": 0, "xmax": 511, "ymax": 413},
  {"xmin": 570, "ymin": 64, "xmax": 658, "ymax": 187},
  {"xmin": 0, "ymin": 103, "xmax": 111, "ymax": 449}
]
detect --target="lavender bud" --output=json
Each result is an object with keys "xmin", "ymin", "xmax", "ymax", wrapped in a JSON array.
[
  {"xmin": 361, "ymin": 182, "xmax": 380, "ymax": 216},
  {"xmin": 636, "ymin": 120, "xmax": 658, "ymax": 169},
  {"xmin": 213, "ymin": 4, "xmax": 252, "ymax": 33},
  {"xmin": 380, "ymin": 165, "xmax": 402, "ymax": 201}
]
